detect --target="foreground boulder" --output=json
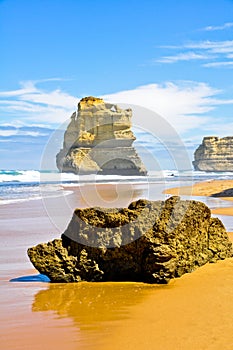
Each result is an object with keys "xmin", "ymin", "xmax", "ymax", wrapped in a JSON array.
[
  {"xmin": 193, "ymin": 136, "xmax": 233, "ymax": 171},
  {"xmin": 28, "ymin": 197, "xmax": 233, "ymax": 284}
]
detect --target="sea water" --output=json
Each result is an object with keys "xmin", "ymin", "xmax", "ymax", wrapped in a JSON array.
[
  {"xmin": 0, "ymin": 169, "xmax": 233, "ymax": 231},
  {"xmin": 0, "ymin": 169, "xmax": 232, "ymax": 203}
]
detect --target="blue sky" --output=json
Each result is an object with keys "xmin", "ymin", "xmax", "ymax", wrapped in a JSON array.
[{"xmin": 1, "ymin": 0, "xmax": 233, "ymax": 170}]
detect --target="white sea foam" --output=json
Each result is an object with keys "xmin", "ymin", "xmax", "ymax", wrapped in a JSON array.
[
  {"xmin": 0, "ymin": 169, "xmax": 232, "ymax": 206},
  {"xmin": 1, "ymin": 169, "xmax": 232, "ymax": 184},
  {"xmin": 0, "ymin": 170, "xmax": 40, "ymax": 183}
]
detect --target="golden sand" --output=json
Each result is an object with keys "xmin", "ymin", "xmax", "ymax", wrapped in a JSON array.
[
  {"xmin": 97, "ymin": 258, "xmax": 233, "ymax": 350},
  {"xmin": 227, "ymin": 232, "xmax": 233, "ymax": 242},
  {"xmin": 164, "ymin": 179, "xmax": 233, "ymax": 197}
]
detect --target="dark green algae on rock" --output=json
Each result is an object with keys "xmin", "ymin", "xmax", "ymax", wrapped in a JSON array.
[{"xmin": 27, "ymin": 196, "xmax": 233, "ymax": 284}]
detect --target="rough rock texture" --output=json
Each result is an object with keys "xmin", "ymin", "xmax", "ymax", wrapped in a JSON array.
[
  {"xmin": 193, "ymin": 136, "xmax": 233, "ymax": 171},
  {"xmin": 56, "ymin": 96, "xmax": 147, "ymax": 175},
  {"xmin": 27, "ymin": 197, "xmax": 233, "ymax": 284}
]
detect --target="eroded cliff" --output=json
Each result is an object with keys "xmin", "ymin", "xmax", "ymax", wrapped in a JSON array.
[
  {"xmin": 193, "ymin": 136, "xmax": 233, "ymax": 172},
  {"xmin": 56, "ymin": 96, "xmax": 147, "ymax": 175}
]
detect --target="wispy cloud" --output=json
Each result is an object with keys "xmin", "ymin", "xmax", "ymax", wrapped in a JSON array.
[
  {"xmin": 185, "ymin": 40, "xmax": 233, "ymax": 53},
  {"xmin": 102, "ymin": 81, "xmax": 233, "ymax": 135},
  {"xmin": 203, "ymin": 61, "xmax": 233, "ymax": 68},
  {"xmin": 0, "ymin": 129, "xmax": 18, "ymax": 137},
  {"xmin": 157, "ymin": 52, "xmax": 213, "ymax": 63},
  {"xmin": 0, "ymin": 125, "xmax": 52, "ymax": 137},
  {"xmin": 0, "ymin": 80, "xmax": 77, "ymax": 125},
  {"xmin": 158, "ymin": 40, "xmax": 233, "ymax": 52},
  {"xmin": 156, "ymin": 40, "xmax": 233, "ymax": 68},
  {"xmin": 202, "ymin": 22, "xmax": 233, "ymax": 31}
]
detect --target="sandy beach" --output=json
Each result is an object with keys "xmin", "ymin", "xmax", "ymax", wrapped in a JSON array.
[{"xmin": 0, "ymin": 181, "xmax": 233, "ymax": 349}]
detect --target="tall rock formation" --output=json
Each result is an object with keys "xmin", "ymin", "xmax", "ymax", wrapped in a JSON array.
[
  {"xmin": 193, "ymin": 136, "xmax": 233, "ymax": 172},
  {"xmin": 56, "ymin": 97, "xmax": 147, "ymax": 175}
]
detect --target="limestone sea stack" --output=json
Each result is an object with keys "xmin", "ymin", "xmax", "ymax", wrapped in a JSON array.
[
  {"xmin": 56, "ymin": 96, "xmax": 147, "ymax": 175},
  {"xmin": 193, "ymin": 136, "xmax": 233, "ymax": 172},
  {"xmin": 27, "ymin": 197, "xmax": 233, "ymax": 284}
]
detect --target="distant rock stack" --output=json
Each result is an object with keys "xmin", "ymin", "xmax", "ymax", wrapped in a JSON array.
[
  {"xmin": 56, "ymin": 96, "xmax": 147, "ymax": 175},
  {"xmin": 193, "ymin": 136, "xmax": 233, "ymax": 172}
]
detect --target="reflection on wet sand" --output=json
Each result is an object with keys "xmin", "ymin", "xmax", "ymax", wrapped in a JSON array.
[
  {"xmin": 32, "ymin": 282, "xmax": 166, "ymax": 326},
  {"xmin": 63, "ymin": 183, "xmax": 151, "ymax": 208},
  {"xmin": 32, "ymin": 282, "xmax": 169, "ymax": 346}
]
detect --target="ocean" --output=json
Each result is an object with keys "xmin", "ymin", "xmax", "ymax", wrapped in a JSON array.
[
  {"xmin": 1, "ymin": 169, "xmax": 233, "ymax": 231},
  {"xmin": 1, "ymin": 169, "xmax": 233, "ymax": 202}
]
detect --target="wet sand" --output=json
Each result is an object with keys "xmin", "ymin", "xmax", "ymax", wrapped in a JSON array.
[
  {"xmin": 1, "ymin": 183, "xmax": 233, "ymax": 349},
  {"xmin": 0, "ymin": 198, "xmax": 78, "ymax": 350},
  {"xmin": 98, "ymin": 258, "xmax": 233, "ymax": 350}
]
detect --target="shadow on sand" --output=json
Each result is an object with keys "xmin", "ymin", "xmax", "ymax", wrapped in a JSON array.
[{"xmin": 211, "ymin": 188, "xmax": 233, "ymax": 197}]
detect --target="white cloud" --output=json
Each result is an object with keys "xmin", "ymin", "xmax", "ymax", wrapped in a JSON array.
[
  {"xmin": 185, "ymin": 40, "xmax": 233, "ymax": 54},
  {"xmin": 203, "ymin": 61, "xmax": 233, "ymax": 68},
  {"xmin": 0, "ymin": 127, "xmax": 50, "ymax": 138},
  {"xmin": 156, "ymin": 52, "xmax": 213, "ymax": 63},
  {"xmin": 19, "ymin": 131, "xmax": 48, "ymax": 137},
  {"xmin": 159, "ymin": 41, "xmax": 233, "ymax": 52},
  {"xmin": 102, "ymin": 82, "xmax": 224, "ymax": 134},
  {"xmin": 0, "ymin": 81, "xmax": 37, "ymax": 97},
  {"xmin": 20, "ymin": 88, "xmax": 76, "ymax": 107},
  {"xmin": 0, "ymin": 80, "xmax": 77, "ymax": 125},
  {"xmin": 202, "ymin": 22, "xmax": 233, "ymax": 31},
  {"xmin": 0, "ymin": 120, "xmax": 54, "ymax": 129},
  {"xmin": 1, "ymin": 80, "xmax": 233, "ymax": 140},
  {"xmin": 156, "ymin": 40, "xmax": 233, "ymax": 68},
  {"xmin": 0, "ymin": 129, "xmax": 18, "ymax": 137}
]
